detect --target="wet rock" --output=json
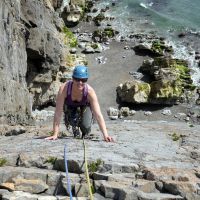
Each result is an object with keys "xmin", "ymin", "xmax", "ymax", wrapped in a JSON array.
[
  {"xmin": 95, "ymin": 56, "xmax": 107, "ymax": 64},
  {"xmin": 144, "ymin": 111, "xmax": 152, "ymax": 116},
  {"xmin": 93, "ymin": 13, "xmax": 106, "ymax": 26},
  {"xmin": 0, "ymin": 125, "xmax": 26, "ymax": 136},
  {"xmin": 161, "ymin": 109, "xmax": 172, "ymax": 116},
  {"xmin": 178, "ymin": 32, "xmax": 186, "ymax": 38},
  {"xmin": 107, "ymin": 107, "xmax": 119, "ymax": 120},
  {"xmin": 92, "ymin": 28, "xmax": 117, "ymax": 43},
  {"xmin": 119, "ymin": 107, "xmax": 130, "ymax": 117},
  {"xmin": 83, "ymin": 45, "xmax": 95, "ymax": 53},
  {"xmin": 69, "ymin": 48, "xmax": 77, "ymax": 54}
]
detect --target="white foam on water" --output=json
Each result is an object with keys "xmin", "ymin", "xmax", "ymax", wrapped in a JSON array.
[
  {"xmin": 167, "ymin": 40, "xmax": 200, "ymax": 86},
  {"xmin": 148, "ymin": 2, "xmax": 154, "ymax": 7},
  {"xmin": 139, "ymin": 3, "xmax": 147, "ymax": 9}
]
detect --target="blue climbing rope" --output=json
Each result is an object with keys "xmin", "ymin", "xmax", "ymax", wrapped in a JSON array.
[{"xmin": 64, "ymin": 144, "xmax": 73, "ymax": 200}]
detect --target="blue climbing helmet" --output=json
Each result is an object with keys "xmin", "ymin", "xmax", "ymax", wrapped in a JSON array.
[{"xmin": 72, "ymin": 65, "xmax": 89, "ymax": 79}]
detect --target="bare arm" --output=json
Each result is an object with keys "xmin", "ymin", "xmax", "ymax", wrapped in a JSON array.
[
  {"xmin": 45, "ymin": 83, "xmax": 67, "ymax": 140},
  {"xmin": 88, "ymin": 87, "xmax": 113, "ymax": 142}
]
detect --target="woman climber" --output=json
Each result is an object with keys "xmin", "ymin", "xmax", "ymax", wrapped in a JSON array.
[{"xmin": 45, "ymin": 65, "xmax": 113, "ymax": 142}]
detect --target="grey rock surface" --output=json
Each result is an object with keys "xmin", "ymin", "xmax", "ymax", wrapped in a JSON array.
[
  {"xmin": 0, "ymin": 120, "xmax": 199, "ymax": 169},
  {"xmin": 0, "ymin": 120, "xmax": 200, "ymax": 199}
]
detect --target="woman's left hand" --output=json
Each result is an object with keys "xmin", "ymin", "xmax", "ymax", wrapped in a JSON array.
[{"xmin": 104, "ymin": 135, "xmax": 114, "ymax": 142}]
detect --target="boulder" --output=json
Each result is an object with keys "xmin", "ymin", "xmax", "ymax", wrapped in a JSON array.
[
  {"xmin": 116, "ymin": 81, "xmax": 151, "ymax": 104},
  {"xmin": 133, "ymin": 40, "xmax": 173, "ymax": 57}
]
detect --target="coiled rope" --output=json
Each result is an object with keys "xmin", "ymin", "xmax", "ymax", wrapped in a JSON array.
[{"xmin": 64, "ymin": 144, "xmax": 73, "ymax": 200}]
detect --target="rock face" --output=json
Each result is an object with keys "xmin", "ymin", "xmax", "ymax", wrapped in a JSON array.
[
  {"xmin": 0, "ymin": 0, "xmax": 32, "ymax": 124},
  {"xmin": 0, "ymin": 0, "xmax": 88, "ymax": 125}
]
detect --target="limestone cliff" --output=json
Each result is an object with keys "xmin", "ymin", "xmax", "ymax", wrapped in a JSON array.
[{"xmin": 0, "ymin": 0, "xmax": 87, "ymax": 125}]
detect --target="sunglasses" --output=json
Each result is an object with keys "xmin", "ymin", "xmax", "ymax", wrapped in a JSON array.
[{"xmin": 73, "ymin": 77, "xmax": 88, "ymax": 83}]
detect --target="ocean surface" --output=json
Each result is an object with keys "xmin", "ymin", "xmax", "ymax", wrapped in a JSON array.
[{"xmin": 95, "ymin": 0, "xmax": 200, "ymax": 85}]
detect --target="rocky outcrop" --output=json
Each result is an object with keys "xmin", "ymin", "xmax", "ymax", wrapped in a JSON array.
[
  {"xmin": 133, "ymin": 39, "xmax": 173, "ymax": 57},
  {"xmin": 117, "ymin": 56, "xmax": 196, "ymax": 105},
  {"xmin": 61, "ymin": 0, "xmax": 92, "ymax": 27}
]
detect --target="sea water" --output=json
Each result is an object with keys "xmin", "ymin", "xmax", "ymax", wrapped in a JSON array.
[
  {"xmin": 97, "ymin": 0, "xmax": 200, "ymax": 36},
  {"xmin": 96, "ymin": 0, "xmax": 200, "ymax": 85}
]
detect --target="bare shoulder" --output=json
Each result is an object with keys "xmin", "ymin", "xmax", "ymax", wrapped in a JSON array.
[
  {"xmin": 59, "ymin": 82, "xmax": 66, "ymax": 91},
  {"xmin": 58, "ymin": 82, "xmax": 68, "ymax": 98},
  {"xmin": 87, "ymin": 84, "xmax": 95, "ymax": 95},
  {"xmin": 86, "ymin": 84, "xmax": 98, "ymax": 102}
]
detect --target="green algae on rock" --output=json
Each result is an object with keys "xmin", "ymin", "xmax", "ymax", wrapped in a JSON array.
[
  {"xmin": 92, "ymin": 28, "xmax": 118, "ymax": 42},
  {"xmin": 151, "ymin": 40, "xmax": 174, "ymax": 56}
]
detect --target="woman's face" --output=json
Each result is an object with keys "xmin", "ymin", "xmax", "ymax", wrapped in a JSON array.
[{"xmin": 73, "ymin": 77, "xmax": 88, "ymax": 90}]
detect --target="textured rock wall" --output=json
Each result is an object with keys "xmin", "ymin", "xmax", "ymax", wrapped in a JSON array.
[
  {"xmin": 0, "ymin": 0, "xmax": 32, "ymax": 125},
  {"xmin": 23, "ymin": 0, "xmax": 64, "ymax": 109},
  {"xmin": 0, "ymin": 0, "xmax": 65, "ymax": 124},
  {"xmin": 0, "ymin": 0, "xmax": 88, "ymax": 125}
]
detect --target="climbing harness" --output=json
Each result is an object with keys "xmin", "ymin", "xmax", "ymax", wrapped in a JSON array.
[
  {"xmin": 64, "ymin": 106, "xmax": 83, "ymax": 137},
  {"xmin": 83, "ymin": 138, "xmax": 94, "ymax": 200},
  {"xmin": 64, "ymin": 105, "xmax": 94, "ymax": 138},
  {"xmin": 64, "ymin": 144, "xmax": 73, "ymax": 200}
]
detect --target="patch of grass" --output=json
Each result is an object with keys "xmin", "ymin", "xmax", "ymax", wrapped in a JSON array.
[
  {"xmin": 48, "ymin": 131, "xmax": 54, "ymax": 136},
  {"xmin": 171, "ymin": 132, "xmax": 181, "ymax": 141},
  {"xmin": 60, "ymin": 131, "xmax": 68, "ymax": 137},
  {"xmin": 91, "ymin": 43, "xmax": 98, "ymax": 49},
  {"xmin": 62, "ymin": 26, "xmax": 78, "ymax": 47},
  {"xmin": 189, "ymin": 124, "xmax": 194, "ymax": 128},
  {"xmin": 44, "ymin": 157, "xmax": 57, "ymax": 165},
  {"xmin": 65, "ymin": 53, "xmax": 76, "ymax": 67},
  {"xmin": 88, "ymin": 159, "xmax": 103, "ymax": 173},
  {"xmin": 0, "ymin": 158, "xmax": 7, "ymax": 167}
]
